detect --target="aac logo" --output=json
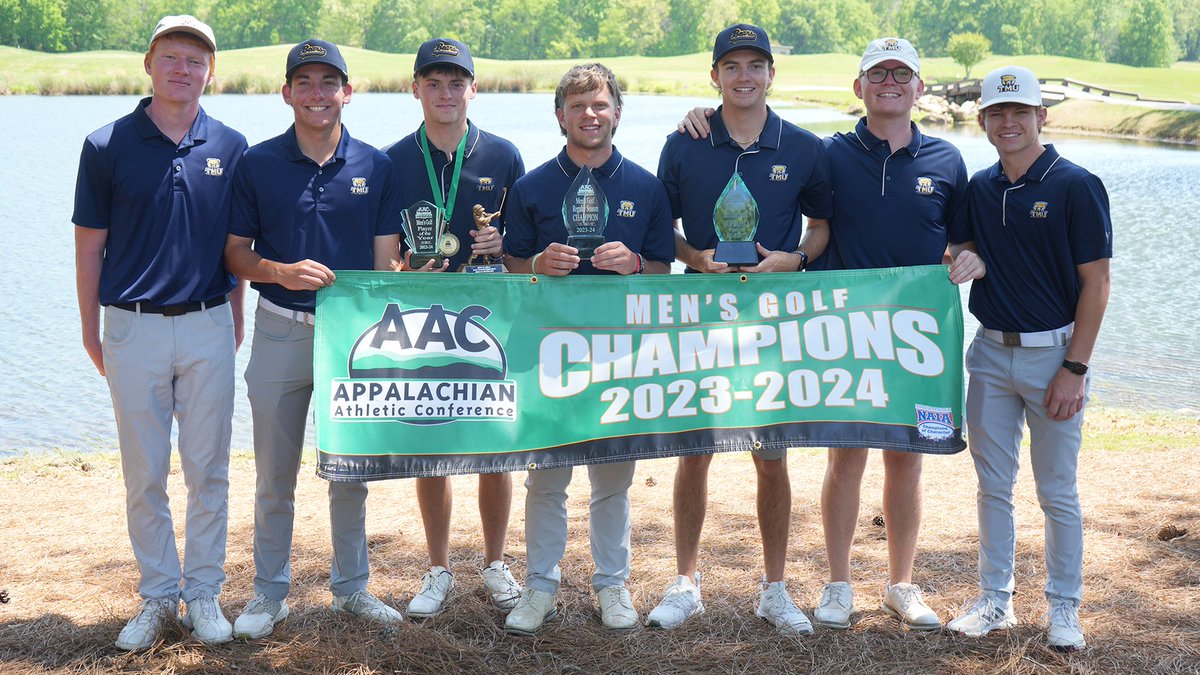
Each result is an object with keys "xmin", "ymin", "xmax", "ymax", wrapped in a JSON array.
[
  {"xmin": 914, "ymin": 176, "xmax": 934, "ymax": 195},
  {"xmin": 477, "ymin": 176, "xmax": 495, "ymax": 191},
  {"xmin": 768, "ymin": 165, "xmax": 789, "ymax": 182},
  {"xmin": 617, "ymin": 200, "xmax": 636, "ymax": 218},
  {"xmin": 350, "ymin": 177, "xmax": 369, "ymax": 195},
  {"xmin": 204, "ymin": 158, "xmax": 223, "ymax": 177},
  {"xmin": 1030, "ymin": 201, "xmax": 1049, "ymax": 219},
  {"xmin": 997, "ymin": 74, "xmax": 1020, "ymax": 93}
]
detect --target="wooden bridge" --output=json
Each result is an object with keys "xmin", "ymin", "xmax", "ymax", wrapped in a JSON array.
[{"xmin": 926, "ymin": 77, "xmax": 1187, "ymax": 106}]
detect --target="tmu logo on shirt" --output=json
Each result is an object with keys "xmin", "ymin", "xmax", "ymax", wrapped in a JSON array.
[
  {"xmin": 914, "ymin": 176, "xmax": 934, "ymax": 194},
  {"xmin": 617, "ymin": 200, "xmax": 636, "ymax": 218},
  {"xmin": 204, "ymin": 158, "xmax": 224, "ymax": 176},
  {"xmin": 768, "ymin": 165, "xmax": 789, "ymax": 181},
  {"xmin": 1029, "ymin": 201, "xmax": 1049, "ymax": 218},
  {"xmin": 350, "ymin": 177, "xmax": 370, "ymax": 195},
  {"xmin": 477, "ymin": 177, "xmax": 495, "ymax": 191}
]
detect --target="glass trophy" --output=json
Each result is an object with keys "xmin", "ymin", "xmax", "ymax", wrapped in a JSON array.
[
  {"xmin": 401, "ymin": 200, "xmax": 446, "ymax": 269},
  {"xmin": 562, "ymin": 166, "xmax": 608, "ymax": 260},
  {"xmin": 712, "ymin": 172, "xmax": 760, "ymax": 266}
]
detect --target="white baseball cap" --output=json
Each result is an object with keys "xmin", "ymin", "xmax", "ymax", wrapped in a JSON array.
[
  {"xmin": 979, "ymin": 66, "xmax": 1042, "ymax": 109},
  {"xmin": 150, "ymin": 15, "xmax": 216, "ymax": 53},
  {"xmin": 859, "ymin": 37, "xmax": 920, "ymax": 74}
]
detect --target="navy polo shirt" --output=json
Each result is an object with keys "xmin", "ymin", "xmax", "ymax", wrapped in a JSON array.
[
  {"xmin": 503, "ymin": 147, "xmax": 674, "ymax": 275},
  {"xmin": 811, "ymin": 118, "xmax": 968, "ymax": 271},
  {"xmin": 657, "ymin": 106, "xmax": 832, "ymax": 270},
  {"xmin": 385, "ymin": 121, "xmax": 524, "ymax": 270},
  {"xmin": 229, "ymin": 125, "xmax": 401, "ymax": 312},
  {"xmin": 965, "ymin": 145, "xmax": 1113, "ymax": 332},
  {"xmin": 73, "ymin": 97, "xmax": 247, "ymax": 306}
]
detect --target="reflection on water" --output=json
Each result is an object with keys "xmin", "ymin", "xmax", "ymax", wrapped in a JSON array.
[{"xmin": 0, "ymin": 93, "xmax": 1196, "ymax": 454}]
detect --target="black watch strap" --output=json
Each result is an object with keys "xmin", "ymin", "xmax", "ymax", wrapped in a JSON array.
[
  {"xmin": 794, "ymin": 248, "xmax": 809, "ymax": 271},
  {"xmin": 1062, "ymin": 359, "xmax": 1088, "ymax": 375}
]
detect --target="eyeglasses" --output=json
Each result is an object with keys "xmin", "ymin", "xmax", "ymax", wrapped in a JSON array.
[{"xmin": 861, "ymin": 66, "xmax": 916, "ymax": 84}]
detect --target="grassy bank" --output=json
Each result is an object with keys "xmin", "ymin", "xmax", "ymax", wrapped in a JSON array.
[
  {"xmin": 0, "ymin": 409, "xmax": 1196, "ymax": 673},
  {"xmin": 4, "ymin": 46, "xmax": 1199, "ymax": 143}
]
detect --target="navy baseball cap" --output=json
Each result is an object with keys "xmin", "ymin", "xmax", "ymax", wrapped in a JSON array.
[
  {"xmin": 712, "ymin": 23, "xmax": 773, "ymax": 67},
  {"xmin": 286, "ymin": 39, "xmax": 348, "ymax": 80},
  {"xmin": 414, "ymin": 38, "xmax": 475, "ymax": 78}
]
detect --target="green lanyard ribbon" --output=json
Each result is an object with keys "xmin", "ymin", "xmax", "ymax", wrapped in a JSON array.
[{"xmin": 418, "ymin": 123, "xmax": 469, "ymax": 223}]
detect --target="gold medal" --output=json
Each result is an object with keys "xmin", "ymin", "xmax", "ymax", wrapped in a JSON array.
[{"xmin": 439, "ymin": 233, "xmax": 461, "ymax": 257}]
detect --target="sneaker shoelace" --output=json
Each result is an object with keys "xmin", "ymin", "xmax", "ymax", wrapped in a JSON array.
[
  {"xmin": 660, "ymin": 584, "xmax": 698, "ymax": 611},
  {"xmin": 602, "ymin": 588, "xmax": 633, "ymax": 611},
  {"xmin": 823, "ymin": 585, "xmax": 850, "ymax": 609},
  {"xmin": 892, "ymin": 584, "xmax": 922, "ymax": 609},
  {"xmin": 131, "ymin": 599, "xmax": 173, "ymax": 628},
  {"xmin": 193, "ymin": 597, "xmax": 216, "ymax": 621},
  {"xmin": 968, "ymin": 596, "xmax": 1005, "ymax": 623},
  {"xmin": 1047, "ymin": 603, "xmax": 1080, "ymax": 630}
]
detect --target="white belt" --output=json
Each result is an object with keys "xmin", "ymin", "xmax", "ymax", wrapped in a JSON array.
[
  {"xmin": 259, "ymin": 297, "xmax": 316, "ymax": 327},
  {"xmin": 980, "ymin": 323, "xmax": 1073, "ymax": 348}
]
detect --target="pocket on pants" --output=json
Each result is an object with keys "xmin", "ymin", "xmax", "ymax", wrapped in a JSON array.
[{"xmin": 103, "ymin": 307, "xmax": 137, "ymax": 347}]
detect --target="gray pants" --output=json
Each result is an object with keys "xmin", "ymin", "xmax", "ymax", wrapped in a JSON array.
[
  {"xmin": 245, "ymin": 305, "xmax": 370, "ymax": 601},
  {"xmin": 103, "ymin": 303, "xmax": 234, "ymax": 603},
  {"xmin": 524, "ymin": 461, "xmax": 635, "ymax": 594},
  {"xmin": 965, "ymin": 332, "xmax": 1087, "ymax": 606}
]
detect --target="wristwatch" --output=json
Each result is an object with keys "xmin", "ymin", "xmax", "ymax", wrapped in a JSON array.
[
  {"xmin": 793, "ymin": 248, "xmax": 809, "ymax": 271},
  {"xmin": 1061, "ymin": 359, "xmax": 1088, "ymax": 375}
]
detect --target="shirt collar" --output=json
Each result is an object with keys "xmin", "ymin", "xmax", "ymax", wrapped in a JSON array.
[
  {"xmin": 710, "ymin": 106, "xmax": 783, "ymax": 150},
  {"xmin": 415, "ymin": 120, "xmax": 481, "ymax": 161},
  {"xmin": 988, "ymin": 144, "xmax": 1062, "ymax": 185},
  {"xmin": 555, "ymin": 145, "xmax": 625, "ymax": 179},
  {"xmin": 132, "ymin": 96, "xmax": 209, "ymax": 147},
  {"xmin": 851, "ymin": 117, "xmax": 923, "ymax": 156},
  {"xmin": 282, "ymin": 124, "xmax": 351, "ymax": 165}
]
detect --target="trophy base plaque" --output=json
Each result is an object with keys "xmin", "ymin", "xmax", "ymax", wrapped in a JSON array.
[
  {"xmin": 460, "ymin": 262, "xmax": 508, "ymax": 273},
  {"xmin": 714, "ymin": 241, "xmax": 760, "ymax": 266},
  {"xmin": 410, "ymin": 254, "xmax": 444, "ymax": 270},
  {"xmin": 568, "ymin": 235, "xmax": 606, "ymax": 260}
]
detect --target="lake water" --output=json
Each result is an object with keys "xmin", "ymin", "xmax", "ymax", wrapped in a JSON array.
[{"xmin": 0, "ymin": 92, "xmax": 1196, "ymax": 454}]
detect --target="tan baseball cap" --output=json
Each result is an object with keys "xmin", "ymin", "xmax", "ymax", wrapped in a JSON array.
[{"xmin": 150, "ymin": 15, "xmax": 216, "ymax": 53}]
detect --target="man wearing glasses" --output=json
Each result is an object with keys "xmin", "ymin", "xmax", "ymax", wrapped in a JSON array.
[{"xmin": 807, "ymin": 37, "xmax": 983, "ymax": 631}]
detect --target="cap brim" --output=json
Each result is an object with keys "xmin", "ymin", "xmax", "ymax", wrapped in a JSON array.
[
  {"xmin": 154, "ymin": 27, "xmax": 215, "ymax": 52},
  {"xmin": 713, "ymin": 46, "xmax": 773, "ymax": 67},
  {"xmin": 978, "ymin": 95, "xmax": 1043, "ymax": 109},
  {"xmin": 859, "ymin": 55, "xmax": 919, "ymax": 74}
]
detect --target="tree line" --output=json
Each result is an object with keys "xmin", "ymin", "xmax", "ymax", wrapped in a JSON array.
[{"xmin": 2, "ymin": 0, "xmax": 1194, "ymax": 68}]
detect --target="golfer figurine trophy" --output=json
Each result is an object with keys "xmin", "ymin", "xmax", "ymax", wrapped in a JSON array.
[
  {"xmin": 712, "ymin": 172, "xmax": 760, "ymax": 266},
  {"xmin": 461, "ymin": 187, "xmax": 509, "ymax": 273},
  {"xmin": 562, "ymin": 166, "xmax": 608, "ymax": 260},
  {"xmin": 401, "ymin": 200, "xmax": 450, "ymax": 269}
]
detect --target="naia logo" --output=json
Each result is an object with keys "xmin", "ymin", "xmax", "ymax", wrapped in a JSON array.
[
  {"xmin": 350, "ymin": 177, "xmax": 369, "ymax": 195},
  {"xmin": 477, "ymin": 176, "xmax": 495, "ymax": 191},
  {"xmin": 914, "ymin": 176, "xmax": 934, "ymax": 194},
  {"xmin": 1030, "ymin": 201, "xmax": 1049, "ymax": 218},
  {"xmin": 331, "ymin": 303, "xmax": 517, "ymax": 425},
  {"xmin": 204, "ymin": 158, "xmax": 224, "ymax": 176},
  {"xmin": 617, "ymin": 200, "xmax": 636, "ymax": 217},
  {"xmin": 768, "ymin": 165, "xmax": 788, "ymax": 181},
  {"xmin": 914, "ymin": 404, "xmax": 954, "ymax": 441}
]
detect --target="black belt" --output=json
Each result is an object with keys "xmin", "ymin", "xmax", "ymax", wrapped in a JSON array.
[{"xmin": 110, "ymin": 294, "xmax": 229, "ymax": 316}]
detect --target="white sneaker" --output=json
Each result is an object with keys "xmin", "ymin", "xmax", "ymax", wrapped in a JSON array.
[
  {"xmin": 181, "ymin": 596, "xmax": 232, "ymax": 644},
  {"xmin": 814, "ymin": 581, "xmax": 855, "ymax": 630},
  {"xmin": 948, "ymin": 594, "xmax": 1017, "ymax": 638},
  {"xmin": 646, "ymin": 574, "xmax": 704, "ymax": 629},
  {"xmin": 407, "ymin": 566, "xmax": 454, "ymax": 618},
  {"xmin": 480, "ymin": 561, "xmax": 521, "ymax": 611},
  {"xmin": 504, "ymin": 587, "xmax": 558, "ymax": 636},
  {"xmin": 114, "ymin": 597, "xmax": 178, "ymax": 651},
  {"xmin": 1046, "ymin": 600, "xmax": 1086, "ymax": 652},
  {"xmin": 756, "ymin": 581, "xmax": 814, "ymax": 636},
  {"xmin": 332, "ymin": 590, "xmax": 404, "ymax": 625},
  {"xmin": 597, "ymin": 585, "xmax": 638, "ymax": 630},
  {"xmin": 882, "ymin": 582, "xmax": 941, "ymax": 630},
  {"xmin": 233, "ymin": 594, "xmax": 289, "ymax": 639}
]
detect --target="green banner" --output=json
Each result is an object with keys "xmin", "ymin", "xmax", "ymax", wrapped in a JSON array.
[{"xmin": 314, "ymin": 266, "xmax": 965, "ymax": 481}]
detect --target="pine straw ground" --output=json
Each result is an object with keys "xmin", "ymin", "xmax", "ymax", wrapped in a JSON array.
[{"xmin": 1, "ymin": 410, "xmax": 1197, "ymax": 674}]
